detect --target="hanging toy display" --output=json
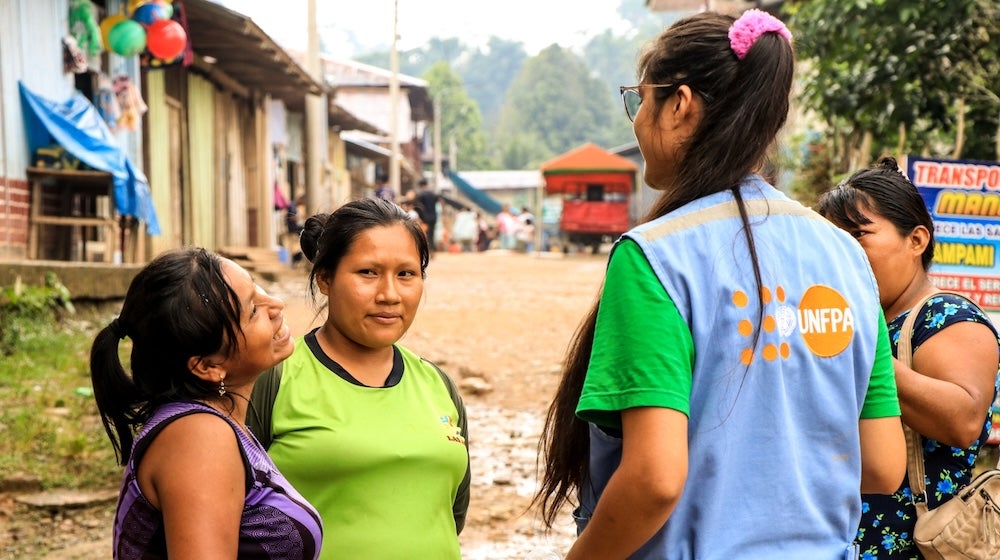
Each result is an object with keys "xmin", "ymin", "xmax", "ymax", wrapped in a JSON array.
[
  {"xmin": 131, "ymin": 1, "xmax": 171, "ymax": 27},
  {"xmin": 130, "ymin": 1, "xmax": 189, "ymax": 69},
  {"xmin": 107, "ymin": 19, "xmax": 146, "ymax": 57},
  {"xmin": 95, "ymin": 1, "xmax": 189, "ymax": 67},
  {"xmin": 68, "ymin": 0, "xmax": 103, "ymax": 57},
  {"xmin": 99, "ymin": 13, "xmax": 127, "ymax": 50},
  {"xmin": 153, "ymin": 0, "xmax": 174, "ymax": 19},
  {"xmin": 145, "ymin": 19, "xmax": 186, "ymax": 60}
]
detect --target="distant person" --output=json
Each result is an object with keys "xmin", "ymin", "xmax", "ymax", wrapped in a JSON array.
[
  {"xmin": 374, "ymin": 173, "xmax": 395, "ymax": 202},
  {"xmin": 286, "ymin": 193, "xmax": 306, "ymax": 236},
  {"xmin": 90, "ymin": 248, "xmax": 322, "ymax": 559},
  {"xmin": 287, "ymin": 193, "xmax": 307, "ymax": 265},
  {"xmin": 451, "ymin": 206, "xmax": 478, "ymax": 252},
  {"xmin": 399, "ymin": 190, "xmax": 422, "ymax": 221},
  {"xmin": 534, "ymin": 10, "xmax": 905, "ymax": 559},
  {"xmin": 402, "ymin": 189, "xmax": 426, "ymax": 231},
  {"xmin": 818, "ymin": 156, "xmax": 1000, "ymax": 560},
  {"xmin": 515, "ymin": 207, "xmax": 536, "ymax": 252},
  {"xmin": 496, "ymin": 204, "xmax": 517, "ymax": 250},
  {"xmin": 415, "ymin": 179, "xmax": 466, "ymax": 253},
  {"xmin": 415, "ymin": 179, "xmax": 441, "ymax": 253},
  {"xmin": 247, "ymin": 197, "xmax": 470, "ymax": 560},
  {"xmin": 477, "ymin": 214, "xmax": 493, "ymax": 252}
]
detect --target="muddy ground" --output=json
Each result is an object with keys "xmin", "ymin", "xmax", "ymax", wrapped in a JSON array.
[{"xmin": 0, "ymin": 250, "xmax": 608, "ymax": 559}]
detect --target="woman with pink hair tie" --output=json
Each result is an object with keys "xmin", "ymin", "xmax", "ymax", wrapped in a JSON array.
[{"xmin": 534, "ymin": 9, "xmax": 907, "ymax": 559}]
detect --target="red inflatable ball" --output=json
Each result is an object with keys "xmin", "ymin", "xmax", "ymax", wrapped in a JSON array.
[{"xmin": 146, "ymin": 19, "xmax": 187, "ymax": 61}]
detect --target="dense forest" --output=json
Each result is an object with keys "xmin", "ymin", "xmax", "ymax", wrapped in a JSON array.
[
  {"xmin": 348, "ymin": 0, "xmax": 676, "ymax": 171},
  {"xmin": 342, "ymin": 0, "xmax": 1000, "ymax": 198}
]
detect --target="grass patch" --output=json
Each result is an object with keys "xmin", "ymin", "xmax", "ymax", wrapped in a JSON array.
[{"xmin": 0, "ymin": 308, "xmax": 122, "ymax": 490}]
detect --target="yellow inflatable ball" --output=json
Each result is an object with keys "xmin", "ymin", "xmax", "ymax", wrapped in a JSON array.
[{"xmin": 99, "ymin": 13, "xmax": 127, "ymax": 51}]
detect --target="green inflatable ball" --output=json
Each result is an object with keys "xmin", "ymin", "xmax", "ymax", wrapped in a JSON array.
[{"xmin": 108, "ymin": 19, "xmax": 146, "ymax": 57}]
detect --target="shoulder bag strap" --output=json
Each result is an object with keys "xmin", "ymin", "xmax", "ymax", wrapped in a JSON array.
[{"xmin": 898, "ymin": 290, "xmax": 975, "ymax": 515}]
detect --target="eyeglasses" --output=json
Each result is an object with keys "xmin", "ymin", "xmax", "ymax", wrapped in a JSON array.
[
  {"xmin": 620, "ymin": 84, "xmax": 675, "ymax": 122},
  {"xmin": 619, "ymin": 84, "xmax": 715, "ymax": 122}
]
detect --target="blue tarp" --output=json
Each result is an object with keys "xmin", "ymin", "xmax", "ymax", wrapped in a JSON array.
[
  {"xmin": 446, "ymin": 169, "xmax": 503, "ymax": 216},
  {"xmin": 19, "ymin": 82, "xmax": 160, "ymax": 234}
]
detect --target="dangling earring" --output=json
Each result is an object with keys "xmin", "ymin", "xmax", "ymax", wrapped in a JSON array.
[{"xmin": 218, "ymin": 375, "xmax": 227, "ymax": 397}]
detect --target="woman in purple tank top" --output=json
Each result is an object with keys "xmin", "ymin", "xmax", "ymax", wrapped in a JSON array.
[{"xmin": 90, "ymin": 248, "xmax": 323, "ymax": 559}]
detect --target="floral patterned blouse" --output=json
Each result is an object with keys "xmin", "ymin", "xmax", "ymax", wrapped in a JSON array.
[{"xmin": 856, "ymin": 293, "xmax": 999, "ymax": 560}]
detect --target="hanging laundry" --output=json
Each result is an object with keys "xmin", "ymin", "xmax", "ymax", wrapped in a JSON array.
[
  {"xmin": 96, "ymin": 73, "xmax": 121, "ymax": 131},
  {"xmin": 273, "ymin": 181, "xmax": 291, "ymax": 211},
  {"xmin": 62, "ymin": 36, "xmax": 88, "ymax": 74},
  {"xmin": 68, "ymin": 0, "xmax": 103, "ymax": 57},
  {"xmin": 112, "ymin": 75, "xmax": 148, "ymax": 132}
]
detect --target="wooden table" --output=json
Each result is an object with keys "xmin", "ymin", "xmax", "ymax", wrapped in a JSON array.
[{"xmin": 26, "ymin": 167, "xmax": 120, "ymax": 263}]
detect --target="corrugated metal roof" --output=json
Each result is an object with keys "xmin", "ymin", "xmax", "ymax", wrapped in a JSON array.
[
  {"xmin": 448, "ymin": 170, "xmax": 544, "ymax": 191},
  {"xmin": 343, "ymin": 137, "xmax": 391, "ymax": 161},
  {"xmin": 329, "ymin": 102, "xmax": 384, "ymax": 135},
  {"xmin": 321, "ymin": 58, "xmax": 429, "ymax": 89},
  {"xmin": 183, "ymin": 0, "xmax": 325, "ymax": 111},
  {"xmin": 321, "ymin": 57, "xmax": 432, "ymax": 122}
]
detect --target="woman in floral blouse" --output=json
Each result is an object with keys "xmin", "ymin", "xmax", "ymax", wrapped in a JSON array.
[{"xmin": 819, "ymin": 156, "xmax": 1000, "ymax": 559}]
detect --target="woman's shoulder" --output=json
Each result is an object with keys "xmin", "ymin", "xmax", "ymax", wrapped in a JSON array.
[
  {"xmin": 913, "ymin": 292, "xmax": 998, "ymax": 341},
  {"xmin": 132, "ymin": 402, "xmax": 244, "ymax": 472},
  {"xmin": 396, "ymin": 344, "xmax": 436, "ymax": 371},
  {"xmin": 925, "ymin": 293, "xmax": 992, "ymax": 323},
  {"xmin": 143, "ymin": 402, "xmax": 239, "ymax": 441},
  {"xmin": 396, "ymin": 345, "xmax": 457, "ymax": 385}
]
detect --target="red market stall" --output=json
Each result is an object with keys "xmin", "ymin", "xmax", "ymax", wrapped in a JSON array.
[{"xmin": 540, "ymin": 143, "xmax": 638, "ymax": 252}]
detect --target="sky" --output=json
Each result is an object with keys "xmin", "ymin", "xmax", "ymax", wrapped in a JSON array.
[{"xmin": 218, "ymin": 0, "xmax": 629, "ymax": 57}]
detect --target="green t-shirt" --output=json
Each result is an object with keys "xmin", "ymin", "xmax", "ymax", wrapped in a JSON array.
[
  {"xmin": 578, "ymin": 240, "xmax": 899, "ymax": 429},
  {"xmin": 265, "ymin": 337, "xmax": 467, "ymax": 560}
]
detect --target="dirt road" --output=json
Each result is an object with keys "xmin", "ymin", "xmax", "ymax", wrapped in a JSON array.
[{"xmin": 2, "ymin": 250, "xmax": 609, "ymax": 559}]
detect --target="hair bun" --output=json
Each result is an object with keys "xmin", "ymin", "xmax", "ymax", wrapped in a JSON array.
[{"xmin": 875, "ymin": 156, "xmax": 900, "ymax": 172}]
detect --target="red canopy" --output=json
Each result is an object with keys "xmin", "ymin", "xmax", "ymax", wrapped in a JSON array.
[{"xmin": 541, "ymin": 143, "xmax": 637, "ymax": 194}]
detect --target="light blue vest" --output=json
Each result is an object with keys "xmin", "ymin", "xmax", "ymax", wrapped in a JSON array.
[{"xmin": 581, "ymin": 176, "xmax": 882, "ymax": 560}]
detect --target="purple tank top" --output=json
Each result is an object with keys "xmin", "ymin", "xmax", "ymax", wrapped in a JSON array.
[{"xmin": 113, "ymin": 401, "xmax": 323, "ymax": 559}]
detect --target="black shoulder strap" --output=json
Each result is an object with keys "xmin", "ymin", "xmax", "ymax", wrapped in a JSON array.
[
  {"xmin": 247, "ymin": 362, "xmax": 283, "ymax": 450},
  {"xmin": 424, "ymin": 360, "xmax": 471, "ymax": 534},
  {"xmin": 426, "ymin": 360, "xmax": 467, "ymax": 435}
]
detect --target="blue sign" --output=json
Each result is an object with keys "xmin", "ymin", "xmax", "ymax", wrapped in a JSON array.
[{"xmin": 907, "ymin": 155, "xmax": 1000, "ymax": 309}]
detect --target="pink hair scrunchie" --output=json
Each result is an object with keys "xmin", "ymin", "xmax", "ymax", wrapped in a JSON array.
[{"xmin": 728, "ymin": 8, "xmax": 792, "ymax": 61}]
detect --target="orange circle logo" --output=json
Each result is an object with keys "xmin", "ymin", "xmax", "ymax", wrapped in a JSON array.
[{"xmin": 798, "ymin": 285, "xmax": 854, "ymax": 357}]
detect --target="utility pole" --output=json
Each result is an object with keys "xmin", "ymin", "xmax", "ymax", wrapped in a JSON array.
[
  {"xmin": 449, "ymin": 135, "xmax": 457, "ymax": 173},
  {"xmin": 305, "ymin": 0, "xmax": 328, "ymax": 212},
  {"xmin": 433, "ymin": 94, "xmax": 442, "ymax": 192},
  {"xmin": 388, "ymin": 0, "xmax": 401, "ymax": 196}
]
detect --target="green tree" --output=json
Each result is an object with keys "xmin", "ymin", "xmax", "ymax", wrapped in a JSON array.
[
  {"xmin": 583, "ymin": 30, "xmax": 643, "ymax": 148},
  {"xmin": 354, "ymin": 38, "xmax": 466, "ymax": 79},
  {"xmin": 789, "ymin": 0, "xmax": 1000, "ymax": 170},
  {"xmin": 460, "ymin": 37, "xmax": 529, "ymax": 129},
  {"xmin": 495, "ymin": 45, "xmax": 618, "ymax": 168},
  {"xmin": 424, "ymin": 62, "xmax": 491, "ymax": 170},
  {"xmin": 498, "ymin": 133, "xmax": 554, "ymax": 170}
]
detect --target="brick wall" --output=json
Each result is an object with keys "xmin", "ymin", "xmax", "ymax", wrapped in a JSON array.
[{"xmin": 0, "ymin": 177, "xmax": 30, "ymax": 258}]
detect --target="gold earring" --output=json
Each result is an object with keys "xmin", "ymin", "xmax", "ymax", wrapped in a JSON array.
[{"xmin": 218, "ymin": 375, "xmax": 227, "ymax": 397}]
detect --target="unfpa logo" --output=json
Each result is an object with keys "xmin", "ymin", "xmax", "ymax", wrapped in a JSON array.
[
  {"xmin": 733, "ymin": 284, "xmax": 854, "ymax": 363},
  {"xmin": 733, "ymin": 286, "xmax": 790, "ymax": 365},
  {"xmin": 798, "ymin": 285, "xmax": 854, "ymax": 357}
]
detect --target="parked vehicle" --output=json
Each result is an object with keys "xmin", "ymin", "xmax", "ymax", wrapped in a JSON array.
[{"xmin": 540, "ymin": 143, "xmax": 638, "ymax": 253}]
